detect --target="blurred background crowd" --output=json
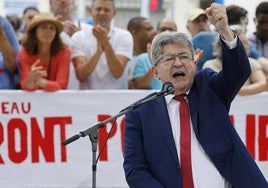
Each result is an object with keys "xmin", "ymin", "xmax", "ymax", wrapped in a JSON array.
[{"xmin": 0, "ymin": 0, "xmax": 268, "ymax": 96}]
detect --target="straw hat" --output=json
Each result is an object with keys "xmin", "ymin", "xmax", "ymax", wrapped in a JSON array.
[{"xmin": 26, "ymin": 12, "xmax": 63, "ymax": 33}]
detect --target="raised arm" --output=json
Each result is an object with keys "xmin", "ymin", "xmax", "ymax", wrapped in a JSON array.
[
  {"xmin": 0, "ymin": 17, "xmax": 18, "ymax": 73},
  {"xmin": 205, "ymin": 3, "xmax": 251, "ymax": 101}
]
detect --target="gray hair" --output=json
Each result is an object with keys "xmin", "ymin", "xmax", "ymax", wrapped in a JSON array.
[{"xmin": 151, "ymin": 31, "xmax": 194, "ymax": 65}]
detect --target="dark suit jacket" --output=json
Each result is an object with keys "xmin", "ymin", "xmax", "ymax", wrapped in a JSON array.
[{"xmin": 123, "ymin": 38, "xmax": 268, "ymax": 188}]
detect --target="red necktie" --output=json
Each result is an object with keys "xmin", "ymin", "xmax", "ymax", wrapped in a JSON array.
[{"xmin": 174, "ymin": 95, "xmax": 194, "ymax": 188}]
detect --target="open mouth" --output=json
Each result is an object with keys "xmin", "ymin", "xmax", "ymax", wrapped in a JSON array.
[{"xmin": 173, "ymin": 71, "xmax": 185, "ymax": 78}]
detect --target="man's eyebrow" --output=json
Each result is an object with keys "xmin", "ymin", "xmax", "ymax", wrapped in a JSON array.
[{"xmin": 177, "ymin": 52, "xmax": 189, "ymax": 55}]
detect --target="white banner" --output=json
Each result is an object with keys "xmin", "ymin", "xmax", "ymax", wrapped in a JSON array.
[{"xmin": 0, "ymin": 90, "xmax": 267, "ymax": 188}]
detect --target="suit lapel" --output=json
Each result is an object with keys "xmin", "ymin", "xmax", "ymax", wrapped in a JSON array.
[
  {"xmin": 153, "ymin": 97, "xmax": 180, "ymax": 164},
  {"xmin": 187, "ymin": 93, "xmax": 200, "ymax": 141}
]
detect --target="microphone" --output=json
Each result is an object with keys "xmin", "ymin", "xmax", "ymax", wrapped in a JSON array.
[
  {"xmin": 157, "ymin": 81, "xmax": 175, "ymax": 96},
  {"xmin": 120, "ymin": 82, "xmax": 175, "ymax": 112},
  {"xmin": 164, "ymin": 81, "xmax": 175, "ymax": 94}
]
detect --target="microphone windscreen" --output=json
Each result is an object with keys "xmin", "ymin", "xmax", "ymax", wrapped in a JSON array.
[{"xmin": 162, "ymin": 82, "xmax": 175, "ymax": 94}]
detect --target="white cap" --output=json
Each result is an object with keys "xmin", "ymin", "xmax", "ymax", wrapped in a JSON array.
[{"xmin": 187, "ymin": 8, "xmax": 207, "ymax": 22}]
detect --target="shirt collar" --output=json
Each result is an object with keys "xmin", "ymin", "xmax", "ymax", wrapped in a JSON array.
[{"xmin": 164, "ymin": 90, "xmax": 190, "ymax": 104}]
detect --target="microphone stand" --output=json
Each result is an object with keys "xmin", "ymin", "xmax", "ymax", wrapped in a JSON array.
[{"xmin": 62, "ymin": 87, "xmax": 174, "ymax": 188}]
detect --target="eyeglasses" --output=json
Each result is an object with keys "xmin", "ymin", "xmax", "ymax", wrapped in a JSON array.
[{"xmin": 154, "ymin": 53, "xmax": 193, "ymax": 66}]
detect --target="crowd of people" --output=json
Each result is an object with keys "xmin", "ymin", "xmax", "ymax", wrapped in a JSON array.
[{"xmin": 1, "ymin": 0, "xmax": 268, "ymax": 96}]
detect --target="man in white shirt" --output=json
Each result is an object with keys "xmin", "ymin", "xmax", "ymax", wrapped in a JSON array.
[{"xmin": 70, "ymin": 0, "xmax": 133, "ymax": 89}]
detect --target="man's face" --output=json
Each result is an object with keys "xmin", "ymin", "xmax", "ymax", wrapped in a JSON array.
[
  {"xmin": 187, "ymin": 15, "xmax": 210, "ymax": 37},
  {"xmin": 50, "ymin": 0, "xmax": 74, "ymax": 18},
  {"xmin": 90, "ymin": 0, "xmax": 115, "ymax": 28},
  {"xmin": 23, "ymin": 9, "xmax": 39, "ymax": 28},
  {"xmin": 157, "ymin": 21, "xmax": 177, "ymax": 33},
  {"xmin": 137, "ymin": 20, "xmax": 156, "ymax": 44},
  {"xmin": 255, "ymin": 13, "xmax": 268, "ymax": 42},
  {"xmin": 152, "ymin": 43, "xmax": 196, "ymax": 95}
]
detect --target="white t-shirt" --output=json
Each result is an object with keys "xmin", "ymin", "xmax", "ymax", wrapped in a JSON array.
[
  {"xmin": 70, "ymin": 26, "xmax": 133, "ymax": 89},
  {"xmin": 60, "ymin": 21, "xmax": 93, "ymax": 90}
]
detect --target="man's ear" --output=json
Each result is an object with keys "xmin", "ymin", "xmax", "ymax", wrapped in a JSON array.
[
  {"xmin": 151, "ymin": 66, "xmax": 160, "ymax": 80},
  {"xmin": 132, "ymin": 29, "xmax": 138, "ymax": 36}
]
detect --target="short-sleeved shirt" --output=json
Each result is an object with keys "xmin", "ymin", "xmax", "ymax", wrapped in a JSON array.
[
  {"xmin": 133, "ymin": 53, "xmax": 162, "ymax": 90},
  {"xmin": 70, "ymin": 26, "xmax": 133, "ymax": 89}
]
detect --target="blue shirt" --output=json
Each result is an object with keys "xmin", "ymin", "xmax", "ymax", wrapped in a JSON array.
[
  {"xmin": 132, "ymin": 53, "xmax": 162, "ymax": 90},
  {"xmin": 0, "ymin": 16, "xmax": 20, "ymax": 89},
  {"xmin": 249, "ymin": 46, "xmax": 261, "ymax": 59},
  {"xmin": 192, "ymin": 32, "xmax": 218, "ymax": 71}
]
